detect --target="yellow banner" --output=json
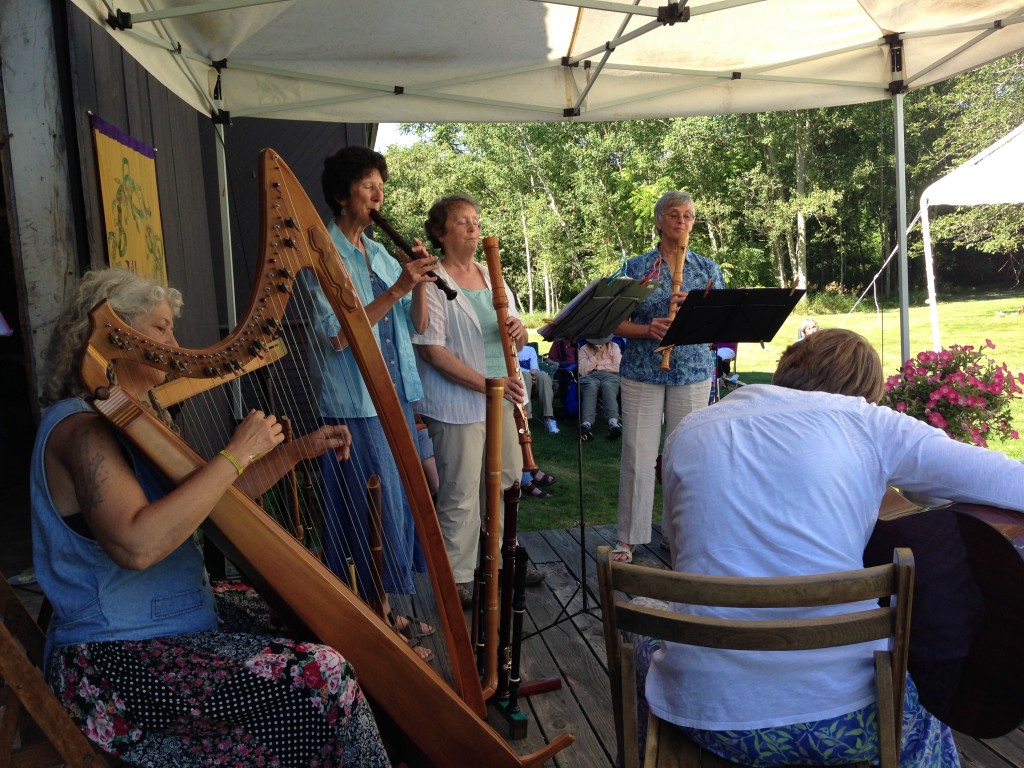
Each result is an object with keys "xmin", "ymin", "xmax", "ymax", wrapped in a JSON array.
[{"xmin": 91, "ymin": 116, "xmax": 167, "ymax": 284}]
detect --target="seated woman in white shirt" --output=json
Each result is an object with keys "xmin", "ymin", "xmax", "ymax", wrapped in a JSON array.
[{"xmin": 631, "ymin": 329, "xmax": 1024, "ymax": 767}]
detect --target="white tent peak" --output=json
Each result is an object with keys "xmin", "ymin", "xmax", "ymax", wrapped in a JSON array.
[
  {"xmin": 920, "ymin": 121, "xmax": 1024, "ymax": 350},
  {"xmin": 923, "ymin": 121, "xmax": 1024, "ymax": 207}
]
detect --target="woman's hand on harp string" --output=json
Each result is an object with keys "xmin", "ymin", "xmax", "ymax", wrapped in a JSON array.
[
  {"xmin": 224, "ymin": 409, "xmax": 285, "ymax": 472},
  {"xmin": 288, "ymin": 424, "xmax": 353, "ymax": 463},
  {"xmin": 236, "ymin": 421, "xmax": 352, "ymax": 499}
]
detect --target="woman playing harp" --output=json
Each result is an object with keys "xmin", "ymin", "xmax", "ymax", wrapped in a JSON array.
[
  {"xmin": 31, "ymin": 267, "xmax": 389, "ymax": 766},
  {"xmin": 298, "ymin": 145, "xmax": 439, "ymax": 659},
  {"xmin": 412, "ymin": 194, "xmax": 546, "ymax": 608}
]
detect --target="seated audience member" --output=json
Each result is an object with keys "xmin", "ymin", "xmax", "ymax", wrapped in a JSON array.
[
  {"xmin": 547, "ymin": 336, "xmax": 579, "ymax": 413},
  {"xmin": 31, "ymin": 268, "xmax": 388, "ymax": 766},
  {"xmin": 518, "ymin": 343, "xmax": 558, "ymax": 433},
  {"xmin": 714, "ymin": 342, "xmax": 738, "ymax": 382},
  {"xmin": 630, "ymin": 328, "xmax": 1024, "ymax": 767},
  {"xmin": 547, "ymin": 336, "xmax": 578, "ymax": 369},
  {"xmin": 797, "ymin": 316, "xmax": 820, "ymax": 339},
  {"xmin": 577, "ymin": 336, "xmax": 622, "ymax": 440}
]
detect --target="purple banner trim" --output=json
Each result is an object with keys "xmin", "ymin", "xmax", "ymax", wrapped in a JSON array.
[{"xmin": 90, "ymin": 114, "xmax": 156, "ymax": 159}]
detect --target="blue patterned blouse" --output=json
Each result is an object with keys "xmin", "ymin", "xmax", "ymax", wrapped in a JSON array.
[{"xmin": 619, "ymin": 246, "xmax": 725, "ymax": 386}]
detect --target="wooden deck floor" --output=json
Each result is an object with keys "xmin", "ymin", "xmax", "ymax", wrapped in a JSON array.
[
  {"xmin": 3, "ymin": 502, "xmax": 1022, "ymax": 767},
  {"xmin": 510, "ymin": 523, "xmax": 1024, "ymax": 768}
]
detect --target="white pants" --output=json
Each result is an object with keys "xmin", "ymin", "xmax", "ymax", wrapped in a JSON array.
[
  {"xmin": 425, "ymin": 402, "xmax": 520, "ymax": 584},
  {"xmin": 616, "ymin": 377, "xmax": 711, "ymax": 546}
]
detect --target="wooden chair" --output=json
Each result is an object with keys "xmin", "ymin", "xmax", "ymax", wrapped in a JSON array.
[
  {"xmin": 597, "ymin": 546, "xmax": 915, "ymax": 768},
  {"xmin": 0, "ymin": 572, "xmax": 118, "ymax": 767}
]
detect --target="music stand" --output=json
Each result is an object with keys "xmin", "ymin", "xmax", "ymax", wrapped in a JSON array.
[
  {"xmin": 655, "ymin": 286, "xmax": 806, "ymax": 348},
  {"xmin": 533, "ymin": 276, "xmax": 656, "ymax": 629}
]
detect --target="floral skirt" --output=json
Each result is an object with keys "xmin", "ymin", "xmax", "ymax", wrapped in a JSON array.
[
  {"xmin": 629, "ymin": 616, "xmax": 960, "ymax": 767},
  {"xmin": 46, "ymin": 585, "xmax": 389, "ymax": 768}
]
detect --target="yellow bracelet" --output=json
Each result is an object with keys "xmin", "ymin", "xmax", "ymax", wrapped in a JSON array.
[{"xmin": 218, "ymin": 448, "xmax": 244, "ymax": 476}]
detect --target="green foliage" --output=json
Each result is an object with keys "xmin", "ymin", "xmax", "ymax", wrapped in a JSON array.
[
  {"xmin": 377, "ymin": 52, "xmax": 1024, "ymax": 315},
  {"xmin": 805, "ymin": 282, "xmax": 860, "ymax": 315},
  {"xmin": 881, "ymin": 342, "xmax": 1024, "ymax": 447}
]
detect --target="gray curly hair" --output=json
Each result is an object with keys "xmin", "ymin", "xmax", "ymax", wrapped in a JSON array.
[{"xmin": 42, "ymin": 268, "xmax": 183, "ymax": 404}]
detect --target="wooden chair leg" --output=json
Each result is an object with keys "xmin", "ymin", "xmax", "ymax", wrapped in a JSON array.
[{"xmin": 874, "ymin": 650, "xmax": 898, "ymax": 768}]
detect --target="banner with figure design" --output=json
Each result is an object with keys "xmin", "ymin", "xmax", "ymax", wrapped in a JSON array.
[{"xmin": 91, "ymin": 115, "xmax": 167, "ymax": 284}]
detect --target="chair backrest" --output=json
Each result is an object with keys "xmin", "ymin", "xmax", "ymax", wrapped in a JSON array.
[
  {"xmin": 0, "ymin": 573, "xmax": 117, "ymax": 767},
  {"xmin": 597, "ymin": 546, "xmax": 914, "ymax": 768}
]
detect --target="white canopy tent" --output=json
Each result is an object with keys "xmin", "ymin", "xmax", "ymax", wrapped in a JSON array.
[
  {"xmin": 920, "ymin": 121, "xmax": 1024, "ymax": 351},
  {"xmin": 67, "ymin": 0, "xmax": 1024, "ymax": 358}
]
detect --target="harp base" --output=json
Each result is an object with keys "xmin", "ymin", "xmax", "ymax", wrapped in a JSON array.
[{"xmin": 489, "ymin": 698, "xmax": 530, "ymax": 740}]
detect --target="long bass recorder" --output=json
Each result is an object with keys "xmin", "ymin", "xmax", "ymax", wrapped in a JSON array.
[
  {"xmin": 659, "ymin": 229, "xmax": 689, "ymax": 370},
  {"xmin": 369, "ymin": 209, "xmax": 458, "ymax": 301},
  {"xmin": 482, "ymin": 235, "xmax": 538, "ymax": 473}
]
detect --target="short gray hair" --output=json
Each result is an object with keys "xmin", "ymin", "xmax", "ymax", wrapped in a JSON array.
[{"xmin": 654, "ymin": 191, "xmax": 695, "ymax": 235}]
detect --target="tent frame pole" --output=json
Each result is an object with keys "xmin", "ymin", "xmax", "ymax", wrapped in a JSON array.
[{"xmin": 894, "ymin": 93, "xmax": 911, "ymax": 363}]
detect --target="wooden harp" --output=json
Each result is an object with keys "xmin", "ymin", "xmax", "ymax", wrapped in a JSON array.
[{"xmin": 77, "ymin": 149, "xmax": 572, "ymax": 767}]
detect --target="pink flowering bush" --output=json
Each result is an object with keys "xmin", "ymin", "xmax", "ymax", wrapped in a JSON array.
[{"xmin": 882, "ymin": 340, "xmax": 1024, "ymax": 447}]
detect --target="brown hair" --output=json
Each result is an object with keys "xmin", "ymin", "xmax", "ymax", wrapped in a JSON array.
[
  {"xmin": 772, "ymin": 328, "xmax": 884, "ymax": 403},
  {"xmin": 321, "ymin": 145, "xmax": 389, "ymax": 217},
  {"xmin": 423, "ymin": 194, "xmax": 481, "ymax": 253}
]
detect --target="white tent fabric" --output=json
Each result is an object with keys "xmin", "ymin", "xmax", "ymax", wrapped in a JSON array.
[
  {"xmin": 70, "ymin": 0, "xmax": 1024, "ymax": 123},
  {"xmin": 920, "ymin": 122, "xmax": 1024, "ymax": 350},
  {"xmin": 67, "ymin": 0, "xmax": 1024, "ymax": 360}
]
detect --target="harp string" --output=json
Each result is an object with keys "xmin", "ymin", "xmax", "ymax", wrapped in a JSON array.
[{"xmin": 160, "ymin": 212, "xmax": 453, "ymax": 678}]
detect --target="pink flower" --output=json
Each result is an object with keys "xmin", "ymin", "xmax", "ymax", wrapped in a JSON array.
[
  {"xmin": 928, "ymin": 412, "xmax": 948, "ymax": 428},
  {"xmin": 985, "ymin": 339, "xmax": 996, "ymax": 349}
]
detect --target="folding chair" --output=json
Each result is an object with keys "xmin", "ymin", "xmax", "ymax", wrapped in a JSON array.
[
  {"xmin": 597, "ymin": 546, "xmax": 914, "ymax": 768},
  {"xmin": 0, "ymin": 573, "xmax": 121, "ymax": 767}
]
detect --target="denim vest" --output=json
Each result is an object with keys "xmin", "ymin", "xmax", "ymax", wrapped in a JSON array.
[{"xmin": 31, "ymin": 399, "xmax": 217, "ymax": 664}]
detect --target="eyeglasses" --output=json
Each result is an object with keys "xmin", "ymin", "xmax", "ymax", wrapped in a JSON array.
[{"xmin": 661, "ymin": 211, "xmax": 696, "ymax": 223}]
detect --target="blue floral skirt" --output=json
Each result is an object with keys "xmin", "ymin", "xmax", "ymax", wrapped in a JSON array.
[{"xmin": 630, "ymin": 628, "xmax": 959, "ymax": 767}]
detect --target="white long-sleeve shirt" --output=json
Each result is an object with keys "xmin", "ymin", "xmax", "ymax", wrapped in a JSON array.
[{"xmin": 649, "ymin": 384, "xmax": 1024, "ymax": 730}]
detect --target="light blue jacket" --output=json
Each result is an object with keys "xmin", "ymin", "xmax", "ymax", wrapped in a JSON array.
[{"xmin": 301, "ymin": 220, "xmax": 423, "ymax": 417}]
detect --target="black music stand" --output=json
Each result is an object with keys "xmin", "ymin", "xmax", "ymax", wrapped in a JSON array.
[
  {"xmin": 655, "ymin": 286, "xmax": 805, "ymax": 349},
  {"xmin": 533, "ymin": 276, "xmax": 656, "ymax": 629}
]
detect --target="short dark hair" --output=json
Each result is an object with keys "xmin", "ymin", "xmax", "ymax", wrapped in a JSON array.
[
  {"xmin": 772, "ymin": 328, "xmax": 884, "ymax": 402},
  {"xmin": 423, "ymin": 194, "xmax": 481, "ymax": 253},
  {"xmin": 321, "ymin": 145, "xmax": 388, "ymax": 217}
]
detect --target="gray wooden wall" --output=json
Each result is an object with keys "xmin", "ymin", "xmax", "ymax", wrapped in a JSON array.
[{"xmin": 0, "ymin": 0, "xmax": 370, "ymax": 492}]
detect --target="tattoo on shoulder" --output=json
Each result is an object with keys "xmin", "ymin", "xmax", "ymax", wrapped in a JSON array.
[{"xmin": 73, "ymin": 429, "xmax": 109, "ymax": 517}]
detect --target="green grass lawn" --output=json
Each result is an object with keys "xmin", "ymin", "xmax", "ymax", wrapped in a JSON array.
[{"xmin": 517, "ymin": 290, "xmax": 1024, "ymax": 532}]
